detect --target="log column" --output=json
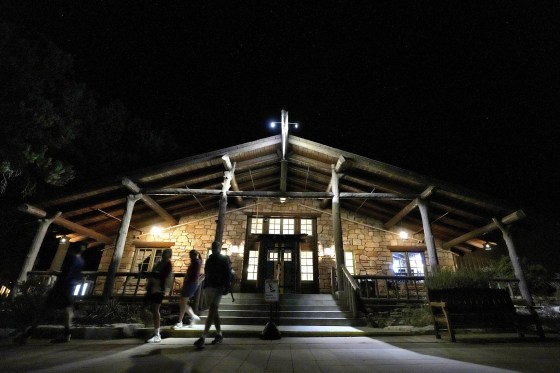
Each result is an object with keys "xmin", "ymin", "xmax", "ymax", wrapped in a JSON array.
[
  {"xmin": 50, "ymin": 239, "xmax": 70, "ymax": 271},
  {"xmin": 493, "ymin": 218, "xmax": 533, "ymax": 305},
  {"xmin": 331, "ymin": 164, "xmax": 345, "ymax": 291},
  {"xmin": 417, "ymin": 199, "xmax": 439, "ymax": 273},
  {"xmin": 13, "ymin": 211, "xmax": 62, "ymax": 297},
  {"xmin": 103, "ymin": 194, "xmax": 142, "ymax": 301},
  {"xmin": 215, "ymin": 168, "xmax": 234, "ymax": 244}
]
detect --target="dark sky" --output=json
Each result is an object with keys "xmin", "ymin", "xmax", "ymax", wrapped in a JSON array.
[{"xmin": 6, "ymin": 2, "xmax": 560, "ymax": 217}]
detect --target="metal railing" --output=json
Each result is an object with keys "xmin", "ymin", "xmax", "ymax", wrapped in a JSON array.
[{"xmin": 354, "ymin": 275, "xmax": 426, "ymax": 300}]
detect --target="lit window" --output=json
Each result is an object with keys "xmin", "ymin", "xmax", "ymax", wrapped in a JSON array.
[
  {"xmin": 392, "ymin": 252, "xmax": 425, "ymax": 276},
  {"xmin": 283, "ymin": 218, "xmax": 295, "ymax": 234},
  {"xmin": 344, "ymin": 251, "xmax": 355, "ymax": 275},
  {"xmin": 247, "ymin": 250, "xmax": 259, "ymax": 280},
  {"xmin": 268, "ymin": 250, "xmax": 278, "ymax": 261},
  {"xmin": 301, "ymin": 251, "xmax": 314, "ymax": 281},
  {"xmin": 268, "ymin": 218, "xmax": 295, "ymax": 234},
  {"xmin": 283, "ymin": 250, "xmax": 292, "ymax": 262},
  {"xmin": 132, "ymin": 248, "xmax": 164, "ymax": 273},
  {"xmin": 251, "ymin": 218, "xmax": 264, "ymax": 234},
  {"xmin": 73, "ymin": 281, "xmax": 93, "ymax": 296},
  {"xmin": 269, "ymin": 218, "xmax": 282, "ymax": 234},
  {"xmin": 300, "ymin": 219, "xmax": 313, "ymax": 236}
]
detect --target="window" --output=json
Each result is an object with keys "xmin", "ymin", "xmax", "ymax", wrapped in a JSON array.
[
  {"xmin": 268, "ymin": 250, "xmax": 279, "ymax": 261},
  {"xmin": 132, "ymin": 248, "xmax": 164, "ymax": 273},
  {"xmin": 268, "ymin": 218, "xmax": 295, "ymax": 234},
  {"xmin": 392, "ymin": 252, "xmax": 425, "ymax": 276},
  {"xmin": 269, "ymin": 218, "xmax": 281, "ymax": 234},
  {"xmin": 283, "ymin": 218, "xmax": 295, "ymax": 234},
  {"xmin": 344, "ymin": 251, "xmax": 355, "ymax": 275},
  {"xmin": 301, "ymin": 251, "xmax": 313, "ymax": 281},
  {"xmin": 283, "ymin": 250, "xmax": 292, "ymax": 262},
  {"xmin": 251, "ymin": 218, "xmax": 264, "ymax": 234},
  {"xmin": 300, "ymin": 218, "xmax": 313, "ymax": 236},
  {"xmin": 247, "ymin": 250, "xmax": 259, "ymax": 280}
]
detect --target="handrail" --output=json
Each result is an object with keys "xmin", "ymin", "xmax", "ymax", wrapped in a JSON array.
[{"xmin": 339, "ymin": 266, "xmax": 361, "ymax": 318}]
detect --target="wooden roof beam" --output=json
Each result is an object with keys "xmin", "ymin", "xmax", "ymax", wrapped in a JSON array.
[
  {"xmin": 122, "ymin": 177, "xmax": 178, "ymax": 226},
  {"xmin": 222, "ymin": 155, "xmax": 245, "ymax": 207},
  {"xmin": 19, "ymin": 203, "xmax": 113, "ymax": 244},
  {"xmin": 442, "ymin": 210, "xmax": 526, "ymax": 250},
  {"xmin": 384, "ymin": 186, "xmax": 435, "ymax": 229}
]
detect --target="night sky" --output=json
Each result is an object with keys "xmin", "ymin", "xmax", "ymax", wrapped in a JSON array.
[{"xmin": 5, "ymin": 2, "xmax": 560, "ymax": 218}]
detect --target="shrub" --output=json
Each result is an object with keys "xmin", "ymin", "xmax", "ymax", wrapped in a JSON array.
[
  {"xmin": 75, "ymin": 299, "xmax": 145, "ymax": 326},
  {"xmin": 425, "ymin": 267, "xmax": 492, "ymax": 289},
  {"xmin": 401, "ymin": 305, "xmax": 433, "ymax": 327}
]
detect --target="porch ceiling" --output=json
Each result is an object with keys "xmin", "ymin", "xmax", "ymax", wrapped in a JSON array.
[{"xmin": 26, "ymin": 135, "xmax": 519, "ymax": 251}]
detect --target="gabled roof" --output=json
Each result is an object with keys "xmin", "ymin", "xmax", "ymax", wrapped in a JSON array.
[{"xmin": 26, "ymin": 135, "xmax": 521, "ymax": 252}]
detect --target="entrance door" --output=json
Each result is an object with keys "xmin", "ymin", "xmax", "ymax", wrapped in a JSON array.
[{"xmin": 262, "ymin": 239, "xmax": 297, "ymax": 294}]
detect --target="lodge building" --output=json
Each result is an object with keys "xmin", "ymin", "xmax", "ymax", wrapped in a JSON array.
[{"xmin": 15, "ymin": 111, "xmax": 531, "ymax": 305}]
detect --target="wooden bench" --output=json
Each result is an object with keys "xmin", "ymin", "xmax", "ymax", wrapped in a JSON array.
[{"xmin": 428, "ymin": 288, "xmax": 545, "ymax": 342}]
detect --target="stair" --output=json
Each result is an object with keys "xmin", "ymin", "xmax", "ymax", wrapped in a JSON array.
[{"xmin": 199, "ymin": 293, "xmax": 367, "ymax": 327}]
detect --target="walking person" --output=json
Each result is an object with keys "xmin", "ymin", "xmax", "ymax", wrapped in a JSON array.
[
  {"xmin": 194, "ymin": 241, "xmax": 231, "ymax": 349},
  {"xmin": 14, "ymin": 244, "xmax": 86, "ymax": 344},
  {"xmin": 173, "ymin": 249, "xmax": 202, "ymax": 329},
  {"xmin": 145, "ymin": 248, "xmax": 173, "ymax": 343}
]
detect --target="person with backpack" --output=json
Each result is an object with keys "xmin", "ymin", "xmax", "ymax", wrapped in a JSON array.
[
  {"xmin": 14, "ymin": 244, "xmax": 86, "ymax": 344},
  {"xmin": 194, "ymin": 241, "xmax": 231, "ymax": 349},
  {"xmin": 145, "ymin": 248, "xmax": 173, "ymax": 343}
]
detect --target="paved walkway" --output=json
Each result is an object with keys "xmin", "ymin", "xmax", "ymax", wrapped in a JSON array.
[{"xmin": 1, "ymin": 334, "xmax": 559, "ymax": 373}]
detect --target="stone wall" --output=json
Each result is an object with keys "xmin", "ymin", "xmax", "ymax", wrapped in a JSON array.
[{"xmin": 97, "ymin": 199, "xmax": 455, "ymax": 294}]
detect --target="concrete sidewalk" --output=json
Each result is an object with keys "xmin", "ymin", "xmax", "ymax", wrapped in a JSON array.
[{"xmin": 1, "ymin": 334, "xmax": 558, "ymax": 373}]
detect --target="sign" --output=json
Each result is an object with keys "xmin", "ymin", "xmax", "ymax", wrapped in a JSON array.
[{"xmin": 264, "ymin": 279, "xmax": 279, "ymax": 302}]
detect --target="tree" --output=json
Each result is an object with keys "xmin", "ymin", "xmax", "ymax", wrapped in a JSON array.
[
  {"xmin": 0, "ymin": 21, "xmax": 179, "ymax": 282},
  {"xmin": 0, "ymin": 21, "xmax": 86, "ymax": 196}
]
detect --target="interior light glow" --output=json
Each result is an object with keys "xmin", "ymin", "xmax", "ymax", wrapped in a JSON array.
[{"xmin": 151, "ymin": 226, "xmax": 162, "ymax": 236}]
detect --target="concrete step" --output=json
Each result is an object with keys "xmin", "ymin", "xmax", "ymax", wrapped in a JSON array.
[
  {"xmin": 195, "ymin": 292, "xmax": 366, "ymax": 327},
  {"xmin": 220, "ymin": 303, "xmax": 342, "ymax": 311},
  {"xmin": 199, "ymin": 316, "xmax": 367, "ymax": 326},
  {"xmin": 201, "ymin": 310, "xmax": 353, "ymax": 319}
]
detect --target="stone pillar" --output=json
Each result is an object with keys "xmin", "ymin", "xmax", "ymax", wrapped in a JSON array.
[
  {"xmin": 103, "ymin": 194, "xmax": 142, "ymax": 301},
  {"xmin": 13, "ymin": 211, "xmax": 61, "ymax": 298},
  {"xmin": 417, "ymin": 199, "xmax": 439, "ymax": 273},
  {"xmin": 493, "ymin": 218, "xmax": 533, "ymax": 305},
  {"xmin": 331, "ymin": 165, "xmax": 345, "ymax": 291}
]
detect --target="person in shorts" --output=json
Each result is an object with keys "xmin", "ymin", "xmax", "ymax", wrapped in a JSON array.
[
  {"xmin": 194, "ymin": 241, "xmax": 231, "ymax": 349},
  {"xmin": 14, "ymin": 244, "xmax": 86, "ymax": 344},
  {"xmin": 145, "ymin": 248, "xmax": 173, "ymax": 343},
  {"xmin": 173, "ymin": 249, "xmax": 202, "ymax": 329}
]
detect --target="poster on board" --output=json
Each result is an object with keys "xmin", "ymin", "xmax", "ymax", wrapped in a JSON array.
[{"xmin": 264, "ymin": 279, "xmax": 279, "ymax": 302}]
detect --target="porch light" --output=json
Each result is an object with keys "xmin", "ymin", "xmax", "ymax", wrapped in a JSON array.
[
  {"xmin": 399, "ymin": 230, "xmax": 408, "ymax": 240},
  {"xmin": 324, "ymin": 246, "xmax": 334, "ymax": 257},
  {"xmin": 279, "ymin": 197, "xmax": 287, "ymax": 203},
  {"xmin": 59, "ymin": 235, "xmax": 68, "ymax": 244},
  {"xmin": 483, "ymin": 242, "xmax": 492, "ymax": 251},
  {"xmin": 150, "ymin": 226, "xmax": 162, "ymax": 236}
]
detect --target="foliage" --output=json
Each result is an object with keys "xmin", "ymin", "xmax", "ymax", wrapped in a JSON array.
[
  {"xmin": 75, "ymin": 299, "xmax": 145, "ymax": 326},
  {"xmin": 0, "ymin": 20, "xmax": 178, "ymax": 282},
  {"xmin": 0, "ymin": 21, "xmax": 179, "ymax": 197},
  {"xmin": 0, "ymin": 277, "xmax": 53, "ymax": 328},
  {"xmin": 0, "ymin": 21, "xmax": 82, "ymax": 195},
  {"xmin": 425, "ymin": 267, "xmax": 493, "ymax": 289},
  {"xmin": 400, "ymin": 305, "xmax": 433, "ymax": 327},
  {"xmin": 488, "ymin": 256, "xmax": 552, "ymax": 296}
]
